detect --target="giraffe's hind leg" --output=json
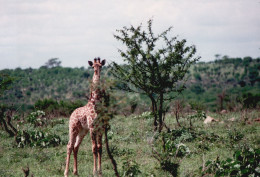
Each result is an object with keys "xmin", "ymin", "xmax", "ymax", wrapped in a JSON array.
[
  {"xmin": 73, "ymin": 129, "xmax": 88, "ymax": 175},
  {"xmin": 97, "ymin": 133, "xmax": 103, "ymax": 176},
  {"xmin": 64, "ymin": 126, "xmax": 79, "ymax": 177}
]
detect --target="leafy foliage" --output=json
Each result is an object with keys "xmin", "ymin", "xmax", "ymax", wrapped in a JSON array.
[
  {"xmin": 132, "ymin": 111, "xmax": 153, "ymax": 119},
  {"xmin": 200, "ymin": 146, "xmax": 260, "ymax": 176},
  {"xmin": 15, "ymin": 129, "xmax": 61, "ymax": 148},
  {"xmin": 0, "ymin": 73, "xmax": 14, "ymax": 96},
  {"xmin": 152, "ymin": 128, "xmax": 194, "ymax": 176},
  {"xmin": 122, "ymin": 159, "xmax": 141, "ymax": 177},
  {"xmin": 27, "ymin": 110, "xmax": 46, "ymax": 127},
  {"xmin": 227, "ymin": 128, "xmax": 244, "ymax": 144},
  {"xmin": 34, "ymin": 98, "xmax": 84, "ymax": 117}
]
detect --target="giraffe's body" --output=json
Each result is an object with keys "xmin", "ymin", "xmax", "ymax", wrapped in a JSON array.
[{"xmin": 64, "ymin": 58, "xmax": 106, "ymax": 177}]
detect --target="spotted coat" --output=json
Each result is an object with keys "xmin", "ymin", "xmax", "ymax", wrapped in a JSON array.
[{"xmin": 64, "ymin": 58, "xmax": 107, "ymax": 177}]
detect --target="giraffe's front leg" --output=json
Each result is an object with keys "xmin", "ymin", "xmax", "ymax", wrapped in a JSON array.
[
  {"xmin": 73, "ymin": 129, "xmax": 88, "ymax": 176},
  {"xmin": 64, "ymin": 128, "xmax": 78, "ymax": 177},
  {"xmin": 91, "ymin": 132, "xmax": 98, "ymax": 176},
  {"xmin": 97, "ymin": 134, "xmax": 103, "ymax": 176}
]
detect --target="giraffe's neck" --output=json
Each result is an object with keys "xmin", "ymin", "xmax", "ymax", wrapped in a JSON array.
[
  {"xmin": 89, "ymin": 73, "xmax": 101, "ymax": 102},
  {"xmin": 92, "ymin": 73, "xmax": 100, "ymax": 84}
]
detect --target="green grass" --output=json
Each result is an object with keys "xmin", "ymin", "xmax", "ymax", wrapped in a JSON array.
[{"xmin": 0, "ymin": 110, "xmax": 259, "ymax": 176}]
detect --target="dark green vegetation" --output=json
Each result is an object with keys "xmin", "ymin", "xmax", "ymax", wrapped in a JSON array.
[
  {"xmin": 1, "ymin": 56, "xmax": 259, "ymax": 113},
  {"xmin": 184, "ymin": 56, "xmax": 260, "ymax": 111}
]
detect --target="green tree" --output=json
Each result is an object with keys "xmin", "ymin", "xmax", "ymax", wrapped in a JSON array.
[
  {"xmin": 0, "ymin": 73, "xmax": 16, "ymax": 136},
  {"xmin": 0, "ymin": 73, "xmax": 14, "ymax": 96},
  {"xmin": 44, "ymin": 58, "xmax": 61, "ymax": 68},
  {"xmin": 111, "ymin": 19, "xmax": 200, "ymax": 132}
]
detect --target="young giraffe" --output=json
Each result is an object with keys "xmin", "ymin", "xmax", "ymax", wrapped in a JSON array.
[{"xmin": 64, "ymin": 58, "xmax": 106, "ymax": 177}]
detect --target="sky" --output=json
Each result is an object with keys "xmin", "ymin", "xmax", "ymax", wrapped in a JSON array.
[{"xmin": 0, "ymin": 0, "xmax": 260, "ymax": 69}]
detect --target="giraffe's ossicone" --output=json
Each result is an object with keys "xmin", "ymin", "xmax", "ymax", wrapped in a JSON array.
[{"xmin": 64, "ymin": 58, "xmax": 106, "ymax": 177}]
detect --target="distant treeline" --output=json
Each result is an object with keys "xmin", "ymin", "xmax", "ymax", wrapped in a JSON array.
[{"xmin": 0, "ymin": 56, "xmax": 259, "ymax": 114}]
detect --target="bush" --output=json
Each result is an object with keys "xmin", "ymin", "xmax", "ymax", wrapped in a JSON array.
[
  {"xmin": 194, "ymin": 73, "xmax": 202, "ymax": 81},
  {"xmin": 190, "ymin": 84, "xmax": 205, "ymax": 94},
  {"xmin": 122, "ymin": 158, "xmax": 141, "ymax": 177},
  {"xmin": 34, "ymin": 99, "xmax": 59, "ymax": 116},
  {"xmin": 227, "ymin": 129, "xmax": 244, "ymax": 143},
  {"xmin": 242, "ymin": 93, "xmax": 260, "ymax": 108},
  {"xmin": 185, "ymin": 110, "xmax": 206, "ymax": 128},
  {"xmin": 133, "ymin": 111, "xmax": 153, "ymax": 119},
  {"xmin": 152, "ymin": 128, "xmax": 193, "ymax": 176},
  {"xmin": 27, "ymin": 110, "xmax": 46, "ymax": 127},
  {"xmin": 34, "ymin": 99, "xmax": 85, "ymax": 117},
  {"xmin": 200, "ymin": 146, "xmax": 260, "ymax": 176},
  {"xmin": 15, "ymin": 129, "xmax": 61, "ymax": 148}
]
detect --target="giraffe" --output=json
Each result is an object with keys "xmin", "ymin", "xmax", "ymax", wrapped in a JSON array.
[{"xmin": 64, "ymin": 58, "xmax": 106, "ymax": 177}]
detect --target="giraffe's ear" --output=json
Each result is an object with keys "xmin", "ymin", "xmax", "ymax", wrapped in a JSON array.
[
  {"xmin": 88, "ymin": 61, "xmax": 93, "ymax": 67},
  {"xmin": 101, "ymin": 59, "xmax": 106, "ymax": 66}
]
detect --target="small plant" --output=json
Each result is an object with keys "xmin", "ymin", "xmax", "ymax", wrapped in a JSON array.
[
  {"xmin": 227, "ymin": 128, "xmax": 244, "ymax": 146},
  {"xmin": 110, "ymin": 146, "xmax": 134, "ymax": 157},
  {"xmin": 133, "ymin": 111, "xmax": 153, "ymax": 119},
  {"xmin": 197, "ymin": 131, "xmax": 221, "ymax": 143},
  {"xmin": 15, "ymin": 129, "xmax": 61, "ymax": 148},
  {"xmin": 27, "ymin": 110, "xmax": 46, "ymax": 127},
  {"xmin": 151, "ymin": 129, "xmax": 192, "ymax": 176},
  {"xmin": 200, "ymin": 146, "xmax": 260, "ymax": 176},
  {"xmin": 196, "ymin": 141, "xmax": 210, "ymax": 152},
  {"xmin": 186, "ymin": 110, "xmax": 206, "ymax": 128},
  {"xmin": 160, "ymin": 160, "xmax": 179, "ymax": 177},
  {"xmin": 50, "ymin": 118, "xmax": 65, "ymax": 127},
  {"xmin": 122, "ymin": 158, "xmax": 141, "ymax": 177},
  {"xmin": 175, "ymin": 143, "xmax": 191, "ymax": 158}
]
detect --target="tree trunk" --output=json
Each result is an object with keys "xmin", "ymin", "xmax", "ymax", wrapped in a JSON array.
[
  {"xmin": 0, "ymin": 117, "xmax": 15, "ymax": 137},
  {"xmin": 158, "ymin": 93, "xmax": 164, "ymax": 133},
  {"xmin": 150, "ymin": 96, "xmax": 158, "ymax": 132},
  {"xmin": 6, "ymin": 112, "xmax": 17, "ymax": 134},
  {"xmin": 174, "ymin": 101, "xmax": 182, "ymax": 127},
  {"xmin": 175, "ymin": 110, "xmax": 181, "ymax": 127}
]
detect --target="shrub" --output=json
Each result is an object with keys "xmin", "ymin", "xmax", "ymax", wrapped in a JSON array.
[
  {"xmin": 34, "ymin": 99, "xmax": 85, "ymax": 117},
  {"xmin": 110, "ymin": 146, "xmax": 134, "ymax": 157},
  {"xmin": 242, "ymin": 93, "xmax": 260, "ymax": 108},
  {"xmin": 35, "ymin": 99, "xmax": 58, "ymax": 110},
  {"xmin": 122, "ymin": 158, "xmax": 141, "ymax": 177},
  {"xmin": 186, "ymin": 110, "xmax": 206, "ymax": 128},
  {"xmin": 15, "ymin": 129, "xmax": 61, "ymax": 148},
  {"xmin": 27, "ymin": 110, "xmax": 46, "ymax": 127},
  {"xmin": 227, "ymin": 129, "xmax": 244, "ymax": 143},
  {"xmin": 190, "ymin": 84, "xmax": 205, "ymax": 94},
  {"xmin": 194, "ymin": 73, "xmax": 202, "ymax": 81},
  {"xmin": 133, "ymin": 111, "xmax": 153, "ymax": 119},
  {"xmin": 152, "ymin": 128, "xmax": 193, "ymax": 176},
  {"xmin": 165, "ymin": 128, "xmax": 196, "ymax": 144},
  {"xmin": 200, "ymin": 146, "xmax": 260, "ymax": 176}
]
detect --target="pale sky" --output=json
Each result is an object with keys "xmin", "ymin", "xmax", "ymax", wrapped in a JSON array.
[{"xmin": 0, "ymin": 0, "xmax": 260, "ymax": 69}]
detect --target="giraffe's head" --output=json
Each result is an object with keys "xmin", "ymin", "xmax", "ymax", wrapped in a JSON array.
[
  {"xmin": 88, "ymin": 58, "xmax": 106, "ymax": 83},
  {"xmin": 88, "ymin": 57, "xmax": 106, "ymax": 75}
]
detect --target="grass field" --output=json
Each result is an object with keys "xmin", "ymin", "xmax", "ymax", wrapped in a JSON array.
[{"xmin": 0, "ymin": 110, "xmax": 259, "ymax": 176}]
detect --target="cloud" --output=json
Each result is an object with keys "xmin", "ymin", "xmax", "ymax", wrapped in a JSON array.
[{"xmin": 0, "ymin": 0, "xmax": 260, "ymax": 69}]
